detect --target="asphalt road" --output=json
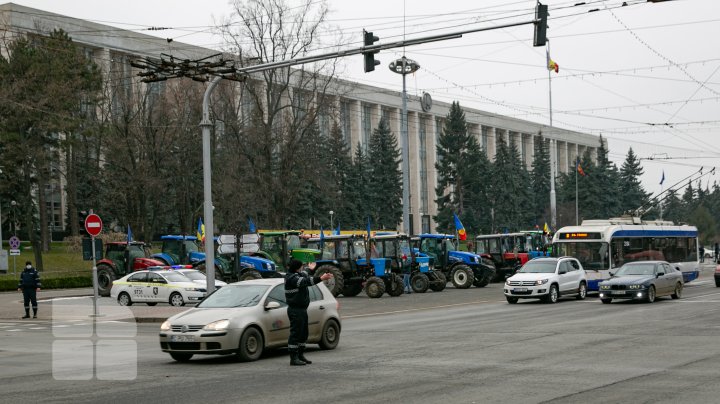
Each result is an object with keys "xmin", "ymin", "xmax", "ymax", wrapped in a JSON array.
[{"xmin": 2, "ymin": 265, "xmax": 720, "ymax": 404}]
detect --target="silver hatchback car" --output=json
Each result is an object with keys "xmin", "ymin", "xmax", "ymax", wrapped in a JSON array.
[{"xmin": 159, "ymin": 278, "xmax": 341, "ymax": 362}]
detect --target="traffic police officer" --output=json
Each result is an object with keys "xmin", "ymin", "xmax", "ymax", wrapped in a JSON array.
[
  {"xmin": 17, "ymin": 261, "xmax": 41, "ymax": 319},
  {"xmin": 284, "ymin": 259, "xmax": 333, "ymax": 366}
]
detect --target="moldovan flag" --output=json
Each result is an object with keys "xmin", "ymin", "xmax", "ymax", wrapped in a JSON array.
[
  {"xmin": 543, "ymin": 222, "xmax": 550, "ymax": 234},
  {"xmin": 453, "ymin": 213, "xmax": 467, "ymax": 241},
  {"xmin": 548, "ymin": 59, "xmax": 559, "ymax": 73},
  {"xmin": 197, "ymin": 218, "xmax": 205, "ymax": 242},
  {"xmin": 660, "ymin": 170, "xmax": 665, "ymax": 186},
  {"xmin": 576, "ymin": 158, "xmax": 586, "ymax": 177}
]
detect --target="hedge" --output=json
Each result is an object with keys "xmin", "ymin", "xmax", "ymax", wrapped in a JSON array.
[{"xmin": 0, "ymin": 276, "xmax": 92, "ymax": 292}]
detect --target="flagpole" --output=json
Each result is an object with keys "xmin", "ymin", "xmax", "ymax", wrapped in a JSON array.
[
  {"xmin": 575, "ymin": 158, "xmax": 579, "ymax": 225},
  {"xmin": 547, "ymin": 41, "xmax": 557, "ymax": 231}
]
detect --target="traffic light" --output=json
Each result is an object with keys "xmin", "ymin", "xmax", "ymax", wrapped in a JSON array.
[
  {"xmin": 362, "ymin": 30, "xmax": 380, "ymax": 72},
  {"xmin": 533, "ymin": 3, "xmax": 548, "ymax": 47}
]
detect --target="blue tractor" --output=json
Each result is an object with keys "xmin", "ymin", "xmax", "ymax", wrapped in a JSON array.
[
  {"xmin": 371, "ymin": 233, "xmax": 446, "ymax": 293},
  {"xmin": 412, "ymin": 234, "xmax": 495, "ymax": 289},
  {"xmin": 153, "ymin": 235, "xmax": 277, "ymax": 281}
]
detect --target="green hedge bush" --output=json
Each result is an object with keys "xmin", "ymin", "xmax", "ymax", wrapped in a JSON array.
[{"xmin": 0, "ymin": 276, "xmax": 92, "ymax": 291}]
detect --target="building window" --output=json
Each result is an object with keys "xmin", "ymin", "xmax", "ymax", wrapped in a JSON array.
[
  {"xmin": 362, "ymin": 104, "xmax": 372, "ymax": 151},
  {"xmin": 422, "ymin": 215, "xmax": 431, "ymax": 234}
]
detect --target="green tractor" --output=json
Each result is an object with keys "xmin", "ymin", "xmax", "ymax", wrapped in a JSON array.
[{"xmin": 250, "ymin": 230, "xmax": 304, "ymax": 272}]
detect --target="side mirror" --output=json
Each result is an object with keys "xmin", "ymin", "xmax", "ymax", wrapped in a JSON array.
[
  {"xmin": 609, "ymin": 272, "xmax": 614, "ymax": 277},
  {"xmin": 265, "ymin": 301, "xmax": 282, "ymax": 311},
  {"xmin": 656, "ymin": 273, "xmax": 664, "ymax": 278},
  {"xmin": 558, "ymin": 269, "xmax": 567, "ymax": 275}
]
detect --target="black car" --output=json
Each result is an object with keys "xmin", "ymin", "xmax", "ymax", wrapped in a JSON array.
[{"xmin": 598, "ymin": 261, "xmax": 683, "ymax": 304}]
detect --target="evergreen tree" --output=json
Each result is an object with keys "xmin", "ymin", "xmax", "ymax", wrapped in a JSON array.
[
  {"xmin": 530, "ymin": 133, "xmax": 551, "ymax": 226},
  {"xmin": 367, "ymin": 117, "xmax": 402, "ymax": 229},
  {"xmin": 346, "ymin": 144, "xmax": 372, "ymax": 228},
  {"xmin": 323, "ymin": 122, "xmax": 354, "ymax": 230},
  {"xmin": 434, "ymin": 101, "xmax": 482, "ymax": 233},
  {"xmin": 463, "ymin": 139, "xmax": 493, "ymax": 234},
  {"xmin": 490, "ymin": 135, "xmax": 533, "ymax": 231},
  {"xmin": 618, "ymin": 147, "xmax": 650, "ymax": 215}
]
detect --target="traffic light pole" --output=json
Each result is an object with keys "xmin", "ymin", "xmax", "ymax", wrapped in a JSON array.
[{"xmin": 401, "ymin": 59, "xmax": 410, "ymax": 234}]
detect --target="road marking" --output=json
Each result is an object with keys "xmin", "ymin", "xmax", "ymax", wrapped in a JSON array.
[
  {"xmin": 52, "ymin": 325, "xmax": 70, "ymax": 328},
  {"xmin": 677, "ymin": 300, "xmax": 720, "ymax": 303},
  {"xmin": 6, "ymin": 329, "xmax": 22, "ymax": 332},
  {"xmin": 686, "ymin": 280, "xmax": 711, "ymax": 286},
  {"xmin": 682, "ymin": 291, "xmax": 720, "ymax": 300},
  {"xmin": 29, "ymin": 327, "xmax": 46, "ymax": 330}
]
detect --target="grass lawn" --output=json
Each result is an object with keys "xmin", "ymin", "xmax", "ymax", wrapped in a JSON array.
[{"xmin": 1, "ymin": 242, "xmax": 103, "ymax": 279}]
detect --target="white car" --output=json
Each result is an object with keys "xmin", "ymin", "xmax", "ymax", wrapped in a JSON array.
[
  {"xmin": 111, "ymin": 270, "xmax": 206, "ymax": 307},
  {"xmin": 504, "ymin": 257, "xmax": 587, "ymax": 304},
  {"xmin": 173, "ymin": 268, "xmax": 227, "ymax": 289}
]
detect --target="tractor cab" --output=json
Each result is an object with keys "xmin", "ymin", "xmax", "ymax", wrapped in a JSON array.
[
  {"xmin": 475, "ymin": 232, "xmax": 532, "ymax": 280},
  {"xmin": 254, "ymin": 230, "xmax": 303, "ymax": 271},
  {"xmin": 96, "ymin": 241, "xmax": 164, "ymax": 297},
  {"xmin": 413, "ymin": 234, "xmax": 495, "ymax": 289},
  {"xmin": 154, "ymin": 235, "xmax": 203, "ymax": 266}
]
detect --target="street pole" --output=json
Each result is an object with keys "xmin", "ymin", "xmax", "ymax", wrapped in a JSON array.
[
  {"xmin": 575, "ymin": 160, "xmax": 579, "ymax": 225},
  {"xmin": 91, "ymin": 234, "xmax": 99, "ymax": 317},
  {"xmin": 200, "ymin": 76, "xmax": 222, "ymax": 294},
  {"xmin": 400, "ymin": 57, "xmax": 410, "ymax": 235},
  {"xmin": 547, "ymin": 41, "xmax": 557, "ymax": 231}
]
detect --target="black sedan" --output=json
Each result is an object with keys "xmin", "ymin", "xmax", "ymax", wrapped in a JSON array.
[{"xmin": 598, "ymin": 261, "xmax": 683, "ymax": 304}]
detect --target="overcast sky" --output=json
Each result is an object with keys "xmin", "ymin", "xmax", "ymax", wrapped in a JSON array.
[{"xmin": 9, "ymin": 0, "xmax": 720, "ymax": 197}]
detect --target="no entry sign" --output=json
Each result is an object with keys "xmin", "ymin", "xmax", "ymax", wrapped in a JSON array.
[{"xmin": 84, "ymin": 214, "xmax": 103, "ymax": 237}]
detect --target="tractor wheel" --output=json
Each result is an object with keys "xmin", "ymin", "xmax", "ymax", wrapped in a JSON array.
[
  {"xmin": 196, "ymin": 263, "xmax": 225, "ymax": 281},
  {"xmin": 387, "ymin": 274, "xmax": 404, "ymax": 297},
  {"xmin": 473, "ymin": 275, "xmax": 490, "ymax": 288},
  {"xmin": 314, "ymin": 265, "xmax": 344, "ymax": 297},
  {"xmin": 341, "ymin": 283, "xmax": 363, "ymax": 297},
  {"xmin": 428, "ymin": 271, "xmax": 447, "ymax": 292},
  {"xmin": 365, "ymin": 276, "xmax": 386, "ymax": 298},
  {"xmin": 450, "ymin": 265, "xmax": 475, "ymax": 289},
  {"xmin": 239, "ymin": 270, "xmax": 263, "ymax": 281},
  {"xmin": 97, "ymin": 265, "xmax": 116, "ymax": 297},
  {"xmin": 411, "ymin": 273, "xmax": 430, "ymax": 293}
]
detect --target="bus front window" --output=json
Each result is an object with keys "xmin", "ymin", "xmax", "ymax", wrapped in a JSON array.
[{"xmin": 554, "ymin": 242, "xmax": 609, "ymax": 270}]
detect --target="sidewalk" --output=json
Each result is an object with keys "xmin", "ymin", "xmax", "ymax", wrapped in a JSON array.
[{"xmin": 0, "ymin": 287, "xmax": 188, "ymax": 322}]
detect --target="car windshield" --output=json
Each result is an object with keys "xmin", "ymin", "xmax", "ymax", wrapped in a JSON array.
[
  {"xmin": 163, "ymin": 272, "xmax": 190, "ymax": 282},
  {"xmin": 615, "ymin": 263, "xmax": 656, "ymax": 276},
  {"xmin": 518, "ymin": 261, "xmax": 557, "ymax": 273},
  {"xmin": 180, "ymin": 271, "xmax": 205, "ymax": 281},
  {"xmin": 198, "ymin": 284, "xmax": 270, "ymax": 308}
]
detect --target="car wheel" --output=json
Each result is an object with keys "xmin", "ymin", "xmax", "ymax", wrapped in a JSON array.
[
  {"xmin": 601, "ymin": 298, "xmax": 612, "ymax": 304},
  {"xmin": 428, "ymin": 271, "xmax": 447, "ymax": 292},
  {"xmin": 239, "ymin": 270, "xmax": 262, "ymax": 281},
  {"xmin": 364, "ymin": 276, "xmax": 386, "ymax": 298},
  {"xmin": 236, "ymin": 327, "xmax": 264, "ymax": 362},
  {"xmin": 318, "ymin": 319, "xmax": 340, "ymax": 350},
  {"xmin": 646, "ymin": 285, "xmax": 656, "ymax": 303},
  {"xmin": 473, "ymin": 275, "xmax": 490, "ymax": 288},
  {"xmin": 450, "ymin": 265, "xmax": 474, "ymax": 289},
  {"xmin": 545, "ymin": 284, "xmax": 559, "ymax": 304},
  {"xmin": 117, "ymin": 292, "xmax": 132, "ymax": 306},
  {"xmin": 146, "ymin": 302, "xmax": 158, "ymax": 306},
  {"xmin": 671, "ymin": 282, "xmax": 683, "ymax": 299},
  {"xmin": 715, "ymin": 279, "xmax": 720, "ymax": 287},
  {"xmin": 169, "ymin": 292, "xmax": 185, "ymax": 307},
  {"xmin": 411, "ymin": 273, "xmax": 429, "ymax": 293},
  {"xmin": 576, "ymin": 282, "xmax": 587, "ymax": 300},
  {"xmin": 169, "ymin": 352, "xmax": 193, "ymax": 362},
  {"xmin": 506, "ymin": 296, "xmax": 518, "ymax": 304}
]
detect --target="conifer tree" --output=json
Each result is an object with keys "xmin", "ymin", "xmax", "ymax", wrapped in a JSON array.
[
  {"xmin": 619, "ymin": 147, "xmax": 650, "ymax": 215},
  {"xmin": 530, "ymin": 133, "xmax": 551, "ymax": 226},
  {"xmin": 367, "ymin": 117, "xmax": 402, "ymax": 229}
]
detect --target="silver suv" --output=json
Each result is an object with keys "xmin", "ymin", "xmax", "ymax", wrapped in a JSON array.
[{"xmin": 504, "ymin": 257, "xmax": 587, "ymax": 304}]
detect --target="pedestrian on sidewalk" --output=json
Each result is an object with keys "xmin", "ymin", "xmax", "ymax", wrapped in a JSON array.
[{"xmin": 17, "ymin": 261, "xmax": 41, "ymax": 319}]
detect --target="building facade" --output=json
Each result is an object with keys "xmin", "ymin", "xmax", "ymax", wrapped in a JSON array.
[{"xmin": 1, "ymin": 3, "xmax": 598, "ymax": 234}]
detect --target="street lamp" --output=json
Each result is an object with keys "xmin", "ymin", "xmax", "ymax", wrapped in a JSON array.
[
  {"xmin": 11, "ymin": 200, "xmax": 16, "ymax": 236},
  {"xmin": 329, "ymin": 210, "xmax": 334, "ymax": 230}
]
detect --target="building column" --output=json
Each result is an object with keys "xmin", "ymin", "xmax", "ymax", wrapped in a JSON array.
[
  {"xmin": 428, "ymin": 116, "xmax": 439, "ymax": 232},
  {"xmin": 487, "ymin": 127, "xmax": 497, "ymax": 161},
  {"xmin": 407, "ymin": 111, "xmax": 420, "ymax": 235}
]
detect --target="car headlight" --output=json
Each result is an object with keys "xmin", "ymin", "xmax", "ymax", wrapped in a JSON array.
[
  {"xmin": 160, "ymin": 321, "xmax": 171, "ymax": 331},
  {"xmin": 629, "ymin": 284, "xmax": 642, "ymax": 289},
  {"xmin": 203, "ymin": 319, "xmax": 230, "ymax": 331},
  {"xmin": 535, "ymin": 279, "xmax": 549, "ymax": 285},
  {"xmin": 600, "ymin": 285, "xmax": 610, "ymax": 290},
  {"xmin": 505, "ymin": 279, "xmax": 512, "ymax": 286}
]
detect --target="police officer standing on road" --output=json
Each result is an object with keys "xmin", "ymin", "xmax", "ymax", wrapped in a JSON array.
[
  {"xmin": 17, "ymin": 261, "xmax": 41, "ymax": 319},
  {"xmin": 284, "ymin": 259, "xmax": 333, "ymax": 366}
]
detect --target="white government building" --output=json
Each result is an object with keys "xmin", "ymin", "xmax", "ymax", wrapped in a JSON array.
[{"xmin": 1, "ymin": 3, "xmax": 599, "ymax": 234}]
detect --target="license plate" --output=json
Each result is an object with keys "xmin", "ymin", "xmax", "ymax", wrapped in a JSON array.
[
  {"xmin": 513, "ymin": 288, "xmax": 528, "ymax": 292},
  {"xmin": 612, "ymin": 290, "xmax": 626, "ymax": 295},
  {"xmin": 170, "ymin": 335, "xmax": 195, "ymax": 342}
]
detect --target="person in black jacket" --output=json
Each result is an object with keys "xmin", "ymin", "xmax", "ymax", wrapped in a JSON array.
[
  {"xmin": 17, "ymin": 261, "xmax": 41, "ymax": 319},
  {"xmin": 284, "ymin": 259, "xmax": 333, "ymax": 366}
]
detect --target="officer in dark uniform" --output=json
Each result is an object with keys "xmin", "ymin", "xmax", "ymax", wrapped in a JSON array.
[
  {"xmin": 17, "ymin": 261, "xmax": 41, "ymax": 319},
  {"xmin": 284, "ymin": 259, "xmax": 333, "ymax": 366}
]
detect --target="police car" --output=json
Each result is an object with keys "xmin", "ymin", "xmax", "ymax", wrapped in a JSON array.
[
  {"xmin": 173, "ymin": 268, "xmax": 227, "ymax": 289},
  {"xmin": 110, "ymin": 270, "xmax": 207, "ymax": 307}
]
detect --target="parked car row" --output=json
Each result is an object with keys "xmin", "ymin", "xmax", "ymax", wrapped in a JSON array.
[{"xmin": 504, "ymin": 258, "xmax": 685, "ymax": 305}]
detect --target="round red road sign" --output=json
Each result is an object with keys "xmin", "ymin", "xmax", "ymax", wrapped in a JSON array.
[{"xmin": 84, "ymin": 214, "xmax": 103, "ymax": 237}]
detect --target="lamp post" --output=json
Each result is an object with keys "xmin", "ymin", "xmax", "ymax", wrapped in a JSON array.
[
  {"xmin": 389, "ymin": 56, "xmax": 420, "ymax": 234},
  {"xmin": 329, "ymin": 210, "xmax": 334, "ymax": 230}
]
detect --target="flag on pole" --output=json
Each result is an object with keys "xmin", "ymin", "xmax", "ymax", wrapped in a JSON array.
[
  {"xmin": 248, "ymin": 217, "xmax": 256, "ymax": 233},
  {"xmin": 334, "ymin": 223, "xmax": 341, "ymax": 235},
  {"xmin": 548, "ymin": 58, "xmax": 559, "ymax": 73},
  {"xmin": 127, "ymin": 224, "xmax": 133, "ymax": 243},
  {"xmin": 660, "ymin": 170, "xmax": 665, "ymax": 186},
  {"xmin": 366, "ymin": 217, "xmax": 372, "ymax": 240},
  {"xmin": 453, "ymin": 213, "xmax": 467, "ymax": 241},
  {"xmin": 543, "ymin": 222, "xmax": 550, "ymax": 234},
  {"xmin": 197, "ymin": 218, "xmax": 205, "ymax": 242},
  {"xmin": 319, "ymin": 226, "xmax": 325, "ymax": 249},
  {"xmin": 576, "ymin": 157, "xmax": 586, "ymax": 177}
]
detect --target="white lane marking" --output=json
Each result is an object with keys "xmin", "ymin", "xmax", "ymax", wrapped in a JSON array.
[
  {"xmin": 46, "ymin": 296, "xmax": 93, "ymax": 302},
  {"xmin": 29, "ymin": 327, "xmax": 46, "ymax": 330},
  {"xmin": 686, "ymin": 280, "xmax": 711, "ymax": 286},
  {"xmin": 682, "ymin": 291, "xmax": 720, "ymax": 300},
  {"xmin": 52, "ymin": 325, "xmax": 70, "ymax": 328},
  {"xmin": 6, "ymin": 329, "xmax": 22, "ymax": 332}
]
